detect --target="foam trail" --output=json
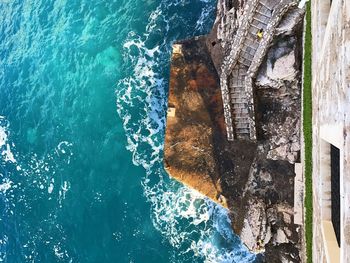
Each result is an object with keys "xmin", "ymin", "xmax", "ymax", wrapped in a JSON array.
[
  {"xmin": 0, "ymin": 117, "xmax": 17, "ymax": 165},
  {"xmin": 0, "ymin": 116, "xmax": 16, "ymax": 261}
]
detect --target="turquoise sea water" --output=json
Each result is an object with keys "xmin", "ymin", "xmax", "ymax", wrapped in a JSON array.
[{"xmin": 0, "ymin": 0, "xmax": 259, "ymax": 262}]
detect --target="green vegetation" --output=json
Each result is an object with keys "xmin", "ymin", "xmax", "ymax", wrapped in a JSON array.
[{"xmin": 303, "ymin": 1, "xmax": 313, "ymax": 262}]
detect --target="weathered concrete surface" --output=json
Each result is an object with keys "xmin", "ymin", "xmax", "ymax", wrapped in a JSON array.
[
  {"xmin": 164, "ymin": 0, "xmax": 305, "ymax": 261},
  {"xmin": 311, "ymin": 0, "xmax": 350, "ymax": 262}
]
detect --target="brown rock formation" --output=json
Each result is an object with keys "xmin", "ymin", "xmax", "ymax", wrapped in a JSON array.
[{"xmin": 164, "ymin": 0, "xmax": 305, "ymax": 262}]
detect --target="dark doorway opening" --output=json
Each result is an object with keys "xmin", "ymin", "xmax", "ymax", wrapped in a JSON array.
[{"xmin": 331, "ymin": 144, "xmax": 340, "ymax": 246}]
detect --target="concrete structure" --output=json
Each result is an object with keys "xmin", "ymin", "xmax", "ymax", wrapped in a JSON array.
[{"xmin": 311, "ymin": 0, "xmax": 350, "ymax": 262}]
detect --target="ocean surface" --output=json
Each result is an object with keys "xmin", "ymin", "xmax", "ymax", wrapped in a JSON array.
[{"xmin": 0, "ymin": 0, "xmax": 259, "ymax": 262}]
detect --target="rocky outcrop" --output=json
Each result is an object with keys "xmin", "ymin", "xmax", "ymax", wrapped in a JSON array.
[
  {"xmin": 164, "ymin": 0, "xmax": 304, "ymax": 262},
  {"xmin": 257, "ymin": 38, "xmax": 301, "ymax": 164},
  {"xmin": 240, "ymin": 198, "xmax": 271, "ymax": 252},
  {"xmin": 164, "ymin": 37, "xmax": 229, "ymax": 207}
]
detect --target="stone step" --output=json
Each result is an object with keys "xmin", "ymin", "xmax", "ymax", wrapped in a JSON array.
[
  {"xmin": 234, "ymin": 116, "xmax": 250, "ymax": 121},
  {"xmin": 238, "ymin": 58, "xmax": 252, "ymax": 67},
  {"xmin": 230, "ymin": 95, "xmax": 245, "ymax": 101},
  {"xmin": 252, "ymin": 17, "xmax": 268, "ymax": 29},
  {"xmin": 254, "ymin": 12, "xmax": 271, "ymax": 23},
  {"xmin": 257, "ymin": 0, "xmax": 274, "ymax": 11},
  {"xmin": 238, "ymin": 65, "xmax": 249, "ymax": 71},
  {"xmin": 229, "ymin": 76, "xmax": 245, "ymax": 83},
  {"xmin": 231, "ymin": 91, "xmax": 245, "ymax": 95},
  {"xmin": 230, "ymin": 94, "xmax": 246, "ymax": 100},
  {"xmin": 232, "ymin": 103, "xmax": 247, "ymax": 109},
  {"xmin": 232, "ymin": 71, "xmax": 246, "ymax": 78},
  {"xmin": 236, "ymin": 127, "xmax": 250, "ymax": 134},
  {"xmin": 237, "ymin": 74, "xmax": 246, "ymax": 80},
  {"xmin": 232, "ymin": 105, "xmax": 247, "ymax": 110},
  {"xmin": 231, "ymin": 102, "xmax": 247, "ymax": 107},
  {"xmin": 231, "ymin": 97, "xmax": 247, "ymax": 103},
  {"xmin": 233, "ymin": 121, "xmax": 250, "ymax": 128},
  {"xmin": 255, "ymin": 8, "xmax": 272, "ymax": 18},
  {"xmin": 242, "ymin": 44, "xmax": 258, "ymax": 56},
  {"xmin": 236, "ymin": 133, "xmax": 250, "ymax": 140},
  {"xmin": 233, "ymin": 107, "xmax": 249, "ymax": 114},
  {"xmin": 232, "ymin": 112, "xmax": 249, "ymax": 118},
  {"xmin": 245, "ymin": 34, "xmax": 258, "ymax": 42},
  {"xmin": 235, "ymin": 122, "xmax": 250, "ymax": 129},
  {"xmin": 238, "ymin": 68, "xmax": 247, "ymax": 76},
  {"xmin": 229, "ymin": 85, "xmax": 245, "ymax": 92},
  {"xmin": 230, "ymin": 87, "xmax": 245, "ymax": 92},
  {"xmin": 232, "ymin": 69, "xmax": 247, "ymax": 77},
  {"xmin": 241, "ymin": 51, "xmax": 254, "ymax": 61},
  {"xmin": 230, "ymin": 78, "xmax": 245, "ymax": 85},
  {"xmin": 245, "ymin": 35, "xmax": 260, "ymax": 49},
  {"xmin": 230, "ymin": 84, "xmax": 245, "ymax": 89},
  {"xmin": 230, "ymin": 89, "xmax": 245, "ymax": 94},
  {"xmin": 249, "ymin": 22, "xmax": 261, "ymax": 31},
  {"xmin": 234, "ymin": 114, "xmax": 249, "ymax": 119},
  {"xmin": 229, "ymin": 80, "xmax": 245, "ymax": 85}
]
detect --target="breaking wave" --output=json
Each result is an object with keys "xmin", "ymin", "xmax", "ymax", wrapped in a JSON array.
[{"xmin": 115, "ymin": 0, "xmax": 257, "ymax": 262}]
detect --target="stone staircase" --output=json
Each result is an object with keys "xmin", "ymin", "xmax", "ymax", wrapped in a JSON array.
[
  {"xmin": 229, "ymin": 66, "xmax": 250, "ymax": 139},
  {"xmin": 219, "ymin": 0, "xmax": 299, "ymax": 141},
  {"xmin": 227, "ymin": 0, "xmax": 276, "ymax": 140},
  {"xmin": 238, "ymin": 1, "xmax": 273, "ymax": 67}
]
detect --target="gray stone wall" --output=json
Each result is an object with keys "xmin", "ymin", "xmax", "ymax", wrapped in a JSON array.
[{"xmin": 311, "ymin": 0, "xmax": 350, "ymax": 261}]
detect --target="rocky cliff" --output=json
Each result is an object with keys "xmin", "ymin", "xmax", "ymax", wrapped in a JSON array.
[{"xmin": 164, "ymin": 0, "xmax": 305, "ymax": 262}]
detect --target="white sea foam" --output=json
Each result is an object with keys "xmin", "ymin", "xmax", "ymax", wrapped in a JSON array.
[
  {"xmin": 0, "ymin": 178, "xmax": 12, "ymax": 193},
  {"xmin": 0, "ymin": 235, "xmax": 8, "ymax": 262},
  {"xmin": 0, "ymin": 117, "xmax": 17, "ymax": 164},
  {"xmin": 195, "ymin": 3, "xmax": 216, "ymax": 32},
  {"xmin": 1, "ymin": 119, "xmax": 72, "ymax": 190},
  {"xmin": 116, "ymin": 1, "xmax": 256, "ymax": 262},
  {"xmin": 0, "ymin": 117, "xmax": 17, "ymax": 204},
  {"xmin": 0, "ymin": 133, "xmax": 73, "ymax": 260},
  {"xmin": 0, "ymin": 117, "xmax": 16, "ymax": 260},
  {"xmin": 48, "ymin": 182, "xmax": 54, "ymax": 194}
]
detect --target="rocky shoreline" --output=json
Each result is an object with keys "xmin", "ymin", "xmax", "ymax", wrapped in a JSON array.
[{"xmin": 164, "ymin": 0, "xmax": 305, "ymax": 262}]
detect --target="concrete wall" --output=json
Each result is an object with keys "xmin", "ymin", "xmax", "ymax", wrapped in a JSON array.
[{"xmin": 311, "ymin": 0, "xmax": 350, "ymax": 262}]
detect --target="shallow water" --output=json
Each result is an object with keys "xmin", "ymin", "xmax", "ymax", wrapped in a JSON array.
[{"xmin": 0, "ymin": 0, "xmax": 258, "ymax": 262}]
